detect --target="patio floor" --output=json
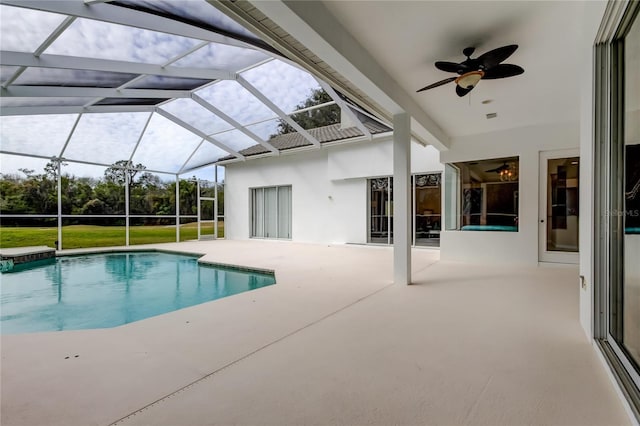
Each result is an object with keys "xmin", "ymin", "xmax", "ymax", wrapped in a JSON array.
[{"xmin": 0, "ymin": 240, "xmax": 631, "ymax": 426}]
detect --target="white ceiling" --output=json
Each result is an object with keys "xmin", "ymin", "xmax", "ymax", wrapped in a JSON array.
[{"xmin": 322, "ymin": 1, "xmax": 599, "ymax": 138}]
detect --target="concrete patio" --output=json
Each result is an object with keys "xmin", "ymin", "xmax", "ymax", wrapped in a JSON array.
[{"xmin": 0, "ymin": 240, "xmax": 631, "ymax": 425}]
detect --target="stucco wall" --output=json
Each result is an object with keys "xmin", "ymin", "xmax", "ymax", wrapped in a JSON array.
[
  {"xmin": 225, "ymin": 138, "xmax": 443, "ymax": 244},
  {"xmin": 439, "ymin": 122, "xmax": 580, "ymax": 266}
]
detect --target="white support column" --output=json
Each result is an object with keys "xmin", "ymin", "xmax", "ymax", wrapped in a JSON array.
[
  {"xmin": 393, "ymin": 113, "xmax": 411, "ymax": 285},
  {"xmin": 214, "ymin": 165, "xmax": 219, "ymax": 239},
  {"xmin": 197, "ymin": 180, "xmax": 201, "ymax": 240},
  {"xmin": 125, "ymin": 171, "xmax": 130, "ymax": 246},
  {"xmin": 57, "ymin": 160, "xmax": 62, "ymax": 251},
  {"xmin": 175, "ymin": 175, "xmax": 180, "ymax": 243}
]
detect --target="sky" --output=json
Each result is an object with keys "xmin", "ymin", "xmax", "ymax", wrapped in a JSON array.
[{"xmin": 0, "ymin": 2, "xmax": 323, "ymax": 180}]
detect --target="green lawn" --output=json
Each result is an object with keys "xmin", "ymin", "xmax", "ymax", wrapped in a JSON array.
[{"xmin": 0, "ymin": 222, "xmax": 224, "ymax": 249}]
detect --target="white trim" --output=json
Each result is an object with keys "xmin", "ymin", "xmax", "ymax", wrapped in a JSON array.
[
  {"xmin": 594, "ymin": 342, "xmax": 640, "ymax": 426},
  {"xmin": 34, "ymin": 17, "xmax": 76, "ymax": 57},
  {"xmin": 155, "ymin": 108, "xmax": 245, "ymax": 160},
  {"xmin": 317, "ymin": 79, "xmax": 371, "ymax": 139},
  {"xmin": 3, "ymin": 0, "xmax": 268, "ymax": 53},
  {"xmin": 0, "ymin": 51, "xmax": 235, "ymax": 81},
  {"xmin": 2, "ymin": 86, "xmax": 193, "ymax": 98},
  {"xmin": 178, "ymin": 139, "xmax": 205, "ymax": 174},
  {"xmin": 236, "ymin": 75, "xmax": 321, "ymax": 148},
  {"xmin": 538, "ymin": 148, "xmax": 580, "ymax": 264},
  {"xmin": 191, "ymin": 94, "xmax": 279, "ymax": 154},
  {"xmin": 0, "ymin": 105, "xmax": 156, "ymax": 116},
  {"xmin": 128, "ymin": 112, "xmax": 154, "ymax": 162},
  {"xmin": 251, "ymin": 0, "xmax": 450, "ymax": 151}
]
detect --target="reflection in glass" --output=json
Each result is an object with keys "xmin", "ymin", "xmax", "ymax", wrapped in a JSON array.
[
  {"xmin": 127, "ymin": 75, "xmax": 211, "ymax": 90},
  {"xmin": 451, "ymin": 157, "xmax": 519, "ymax": 231},
  {"xmin": 111, "ymin": 0, "xmax": 261, "ymax": 42},
  {"xmin": 546, "ymin": 157, "xmax": 579, "ymax": 252},
  {"xmin": 14, "ymin": 67, "xmax": 137, "ymax": 88},
  {"xmin": 368, "ymin": 177, "xmax": 393, "ymax": 244},
  {"xmin": 414, "ymin": 174, "xmax": 441, "ymax": 247},
  {"xmin": 622, "ymin": 13, "xmax": 640, "ymax": 370},
  {"xmin": 0, "ymin": 97, "xmax": 93, "ymax": 108}
]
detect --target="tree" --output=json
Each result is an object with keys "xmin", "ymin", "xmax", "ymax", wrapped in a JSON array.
[
  {"xmin": 44, "ymin": 160, "xmax": 68, "ymax": 180},
  {"xmin": 274, "ymin": 88, "xmax": 340, "ymax": 135},
  {"xmin": 18, "ymin": 168, "xmax": 35, "ymax": 178},
  {"xmin": 104, "ymin": 160, "xmax": 145, "ymax": 185}
]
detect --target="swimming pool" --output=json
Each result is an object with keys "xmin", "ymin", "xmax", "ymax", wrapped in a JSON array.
[{"xmin": 0, "ymin": 251, "xmax": 275, "ymax": 334}]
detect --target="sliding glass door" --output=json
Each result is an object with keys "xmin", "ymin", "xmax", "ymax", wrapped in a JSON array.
[
  {"xmin": 368, "ymin": 177, "xmax": 393, "ymax": 244},
  {"xmin": 367, "ymin": 174, "xmax": 442, "ymax": 246},
  {"xmin": 413, "ymin": 174, "xmax": 442, "ymax": 247},
  {"xmin": 610, "ymin": 8, "xmax": 640, "ymax": 380},
  {"xmin": 251, "ymin": 185, "xmax": 291, "ymax": 239},
  {"xmin": 595, "ymin": 2, "xmax": 640, "ymax": 418}
]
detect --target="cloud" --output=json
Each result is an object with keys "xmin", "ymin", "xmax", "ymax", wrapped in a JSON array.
[
  {"xmin": 1, "ymin": 114, "xmax": 79, "ymax": 157},
  {"xmin": 0, "ymin": 153, "xmax": 51, "ymax": 177},
  {"xmin": 132, "ymin": 113, "xmax": 203, "ymax": 173},
  {"xmin": 160, "ymin": 98, "xmax": 233, "ymax": 135},
  {"xmin": 182, "ymin": 141, "xmax": 227, "ymax": 172},
  {"xmin": 46, "ymin": 18, "xmax": 201, "ymax": 64},
  {"xmin": 172, "ymin": 43, "xmax": 268, "ymax": 72},
  {"xmin": 241, "ymin": 59, "xmax": 321, "ymax": 113},
  {"xmin": 0, "ymin": 4, "xmax": 326, "ymax": 179},
  {"xmin": 63, "ymin": 112, "xmax": 151, "ymax": 164},
  {"xmin": 0, "ymin": 5, "xmax": 66, "ymax": 53},
  {"xmin": 121, "ymin": 0, "xmax": 259, "ymax": 41},
  {"xmin": 197, "ymin": 80, "xmax": 277, "ymax": 125}
]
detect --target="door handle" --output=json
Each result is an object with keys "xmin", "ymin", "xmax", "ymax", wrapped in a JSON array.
[{"xmin": 540, "ymin": 219, "xmax": 544, "ymax": 223}]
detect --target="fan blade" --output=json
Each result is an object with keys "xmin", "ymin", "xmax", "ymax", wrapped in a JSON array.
[
  {"xmin": 456, "ymin": 84, "xmax": 474, "ymax": 97},
  {"xmin": 482, "ymin": 64, "xmax": 524, "ymax": 79},
  {"xmin": 477, "ymin": 44, "xmax": 518, "ymax": 69},
  {"xmin": 416, "ymin": 77, "xmax": 456, "ymax": 92},
  {"xmin": 435, "ymin": 61, "xmax": 467, "ymax": 74}
]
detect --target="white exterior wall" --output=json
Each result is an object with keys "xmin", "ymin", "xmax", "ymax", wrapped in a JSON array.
[
  {"xmin": 225, "ymin": 137, "xmax": 443, "ymax": 244},
  {"xmin": 440, "ymin": 122, "xmax": 580, "ymax": 266}
]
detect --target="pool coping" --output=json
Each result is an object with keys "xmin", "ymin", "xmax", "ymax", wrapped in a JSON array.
[{"xmin": 53, "ymin": 246, "xmax": 276, "ymax": 277}]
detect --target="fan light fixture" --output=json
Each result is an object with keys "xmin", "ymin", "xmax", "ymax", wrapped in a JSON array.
[
  {"xmin": 455, "ymin": 71, "xmax": 485, "ymax": 89},
  {"xmin": 499, "ymin": 162, "xmax": 518, "ymax": 182},
  {"xmin": 416, "ymin": 45, "xmax": 524, "ymax": 97}
]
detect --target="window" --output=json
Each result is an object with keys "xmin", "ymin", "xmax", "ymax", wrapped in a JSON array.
[
  {"xmin": 594, "ymin": 1, "xmax": 640, "ymax": 417},
  {"xmin": 447, "ymin": 157, "xmax": 519, "ymax": 231},
  {"xmin": 250, "ymin": 186, "xmax": 291, "ymax": 239},
  {"xmin": 413, "ymin": 173, "xmax": 442, "ymax": 246},
  {"xmin": 368, "ymin": 177, "xmax": 393, "ymax": 244},
  {"xmin": 368, "ymin": 174, "xmax": 442, "ymax": 246}
]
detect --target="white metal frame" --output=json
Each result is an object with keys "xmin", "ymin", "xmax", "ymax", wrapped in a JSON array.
[
  {"xmin": 0, "ymin": 0, "xmax": 382, "ymax": 254},
  {"xmin": 0, "ymin": 1, "xmax": 379, "ymax": 172}
]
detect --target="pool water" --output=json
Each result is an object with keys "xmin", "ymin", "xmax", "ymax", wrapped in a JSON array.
[{"xmin": 0, "ymin": 252, "xmax": 275, "ymax": 334}]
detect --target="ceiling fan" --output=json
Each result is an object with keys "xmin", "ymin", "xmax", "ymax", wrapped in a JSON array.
[{"xmin": 416, "ymin": 45, "xmax": 524, "ymax": 97}]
